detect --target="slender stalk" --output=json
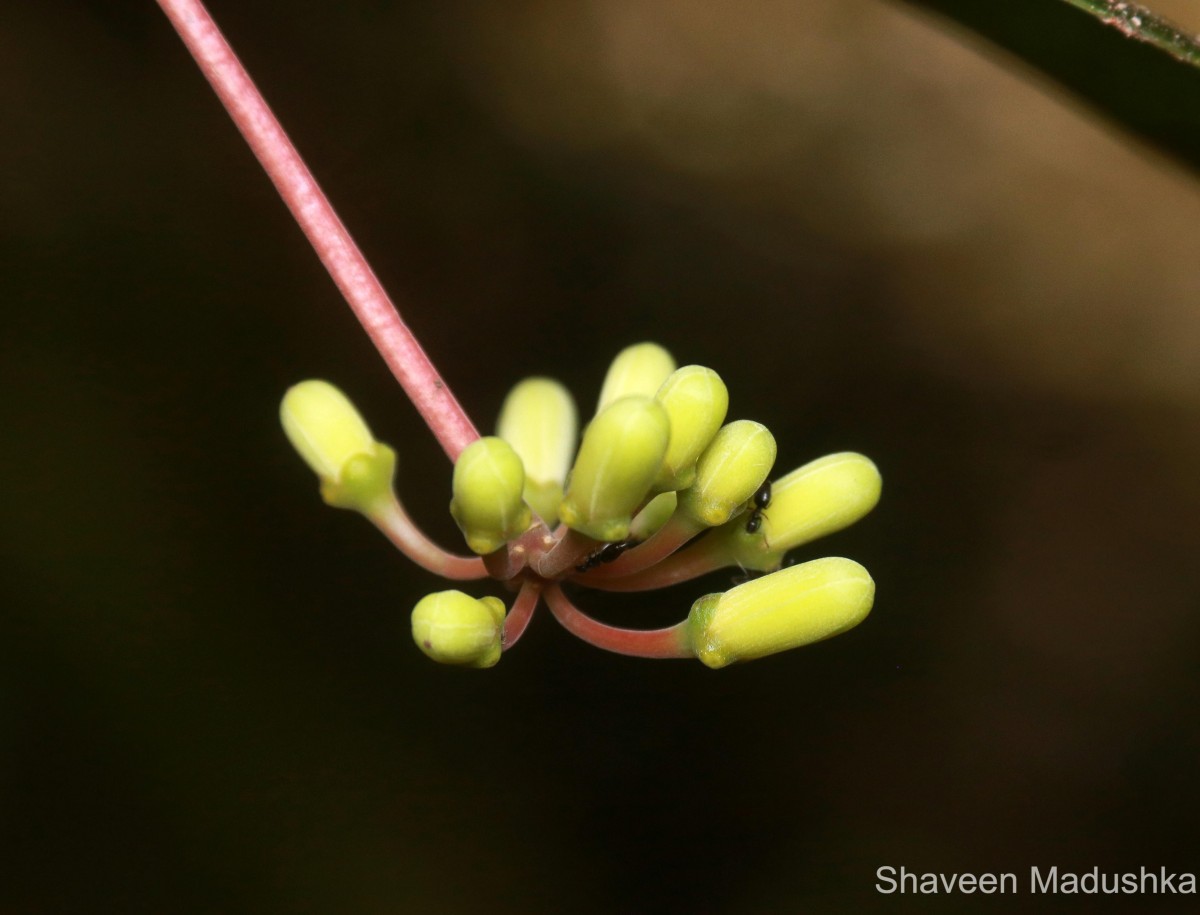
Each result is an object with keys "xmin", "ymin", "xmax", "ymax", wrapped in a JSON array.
[
  {"xmin": 543, "ymin": 585, "xmax": 694, "ymax": 659},
  {"xmin": 577, "ymin": 514, "xmax": 702, "ymax": 581},
  {"xmin": 502, "ymin": 579, "xmax": 542, "ymax": 650},
  {"xmin": 155, "ymin": 0, "xmax": 479, "ymax": 460},
  {"xmin": 369, "ymin": 498, "xmax": 488, "ymax": 580},
  {"xmin": 1061, "ymin": 0, "xmax": 1200, "ymax": 67},
  {"xmin": 479, "ymin": 522, "xmax": 552, "ymax": 581},
  {"xmin": 532, "ymin": 528, "xmax": 598, "ymax": 580},
  {"xmin": 580, "ymin": 534, "xmax": 730, "ymax": 592}
]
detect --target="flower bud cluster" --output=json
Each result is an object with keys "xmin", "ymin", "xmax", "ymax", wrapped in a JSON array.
[{"xmin": 280, "ymin": 341, "xmax": 881, "ymax": 670}]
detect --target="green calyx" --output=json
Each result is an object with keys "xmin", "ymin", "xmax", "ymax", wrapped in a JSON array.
[
  {"xmin": 597, "ymin": 342, "xmax": 676, "ymax": 412},
  {"xmin": 559, "ymin": 396, "xmax": 671, "ymax": 542},
  {"xmin": 687, "ymin": 557, "xmax": 875, "ymax": 668},
  {"xmin": 653, "ymin": 365, "xmax": 729, "ymax": 492},
  {"xmin": 709, "ymin": 452, "xmax": 882, "ymax": 571},
  {"xmin": 280, "ymin": 379, "xmax": 396, "ymax": 513},
  {"xmin": 677, "ymin": 420, "xmax": 776, "ymax": 527},
  {"xmin": 496, "ymin": 377, "xmax": 578, "ymax": 525},
  {"xmin": 320, "ymin": 444, "xmax": 397, "ymax": 512},
  {"xmin": 411, "ymin": 591, "xmax": 506, "ymax": 668},
  {"xmin": 450, "ymin": 437, "xmax": 533, "ymax": 555}
]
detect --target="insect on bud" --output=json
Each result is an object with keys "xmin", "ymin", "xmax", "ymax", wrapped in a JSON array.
[
  {"xmin": 677, "ymin": 420, "xmax": 777, "ymax": 527},
  {"xmin": 711, "ymin": 452, "xmax": 882, "ymax": 572}
]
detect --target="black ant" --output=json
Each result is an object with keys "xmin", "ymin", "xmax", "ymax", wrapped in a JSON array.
[
  {"xmin": 730, "ymin": 568, "xmax": 764, "ymax": 586},
  {"xmin": 744, "ymin": 480, "xmax": 771, "ymax": 534},
  {"xmin": 730, "ymin": 553, "xmax": 795, "ymax": 587},
  {"xmin": 575, "ymin": 538, "xmax": 639, "ymax": 573}
]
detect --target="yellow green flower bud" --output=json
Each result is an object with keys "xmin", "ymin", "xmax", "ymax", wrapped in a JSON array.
[
  {"xmin": 411, "ymin": 590, "xmax": 505, "ymax": 668},
  {"xmin": 629, "ymin": 491, "xmax": 678, "ymax": 540},
  {"xmin": 596, "ymin": 342, "xmax": 676, "ymax": 412},
  {"xmin": 677, "ymin": 420, "xmax": 776, "ymax": 527},
  {"xmin": 449, "ymin": 437, "xmax": 532, "ymax": 555},
  {"xmin": 711, "ymin": 452, "xmax": 882, "ymax": 571},
  {"xmin": 653, "ymin": 365, "xmax": 729, "ymax": 491},
  {"xmin": 496, "ymin": 377, "xmax": 577, "ymax": 525},
  {"xmin": 280, "ymin": 379, "xmax": 396, "ymax": 513},
  {"xmin": 559, "ymin": 396, "xmax": 671, "ymax": 542},
  {"xmin": 687, "ymin": 557, "xmax": 874, "ymax": 668}
]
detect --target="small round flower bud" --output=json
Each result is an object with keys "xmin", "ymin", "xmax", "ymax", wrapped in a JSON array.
[
  {"xmin": 280, "ymin": 380, "xmax": 396, "ymax": 512},
  {"xmin": 677, "ymin": 420, "xmax": 777, "ymax": 527},
  {"xmin": 449, "ymin": 437, "xmax": 533, "ymax": 555},
  {"xmin": 653, "ymin": 365, "xmax": 729, "ymax": 491},
  {"xmin": 711, "ymin": 452, "xmax": 881, "ymax": 571},
  {"xmin": 496, "ymin": 377, "xmax": 577, "ymax": 525},
  {"xmin": 597, "ymin": 342, "xmax": 676, "ymax": 412},
  {"xmin": 687, "ymin": 557, "xmax": 874, "ymax": 668},
  {"xmin": 411, "ymin": 590, "xmax": 506, "ymax": 668},
  {"xmin": 558, "ymin": 396, "xmax": 671, "ymax": 542}
]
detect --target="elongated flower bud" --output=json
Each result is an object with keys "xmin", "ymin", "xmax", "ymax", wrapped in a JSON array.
[
  {"xmin": 280, "ymin": 379, "xmax": 396, "ymax": 513},
  {"xmin": 496, "ymin": 377, "xmax": 577, "ymax": 525},
  {"xmin": 411, "ymin": 591, "xmax": 505, "ymax": 668},
  {"xmin": 559, "ymin": 396, "xmax": 671, "ymax": 542},
  {"xmin": 678, "ymin": 420, "xmax": 776, "ymax": 527},
  {"xmin": 653, "ymin": 365, "xmax": 729, "ymax": 491},
  {"xmin": 687, "ymin": 557, "xmax": 874, "ymax": 668},
  {"xmin": 629, "ymin": 491, "xmax": 678, "ymax": 540},
  {"xmin": 597, "ymin": 342, "xmax": 676, "ymax": 412},
  {"xmin": 450, "ymin": 437, "xmax": 532, "ymax": 555},
  {"xmin": 711, "ymin": 452, "xmax": 881, "ymax": 571}
]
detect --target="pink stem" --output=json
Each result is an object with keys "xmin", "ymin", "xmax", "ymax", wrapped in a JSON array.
[
  {"xmin": 533, "ymin": 528, "xmax": 598, "ymax": 580},
  {"xmin": 370, "ymin": 499, "xmax": 488, "ymax": 580},
  {"xmin": 576, "ymin": 514, "xmax": 702, "ymax": 581},
  {"xmin": 502, "ymin": 579, "xmax": 542, "ymax": 650},
  {"xmin": 580, "ymin": 535, "xmax": 729, "ymax": 592},
  {"xmin": 155, "ymin": 0, "xmax": 478, "ymax": 460},
  {"xmin": 543, "ymin": 586, "xmax": 694, "ymax": 659}
]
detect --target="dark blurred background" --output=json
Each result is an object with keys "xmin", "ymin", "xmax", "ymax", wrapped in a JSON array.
[{"xmin": 4, "ymin": 1, "xmax": 1200, "ymax": 911}]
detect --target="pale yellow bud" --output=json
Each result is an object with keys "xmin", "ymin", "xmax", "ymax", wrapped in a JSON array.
[
  {"xmin": 496, "ymin": 377, "xmax": 577, "ymax": 524},
  {"xmin": 597, "ymin": 342, "xmax": 676, "ymax": 412},
  {"xmin": 711, "ymin": 452, "xmax": 882, "ymax": 571},
  {"xmin": 678, "ymin": 420, "xmax": 776, "ymax": 527},
  {"xmin": 629, "ymin": 492, "xmax": 678, "ymax": 540},
  {"xmin": 559, "ymin": 396, "xmax": 671, "ymax": 542},
  {"xmin": 411, "ymin": 591, "xmax": 505, "ymax": 668},
  {"xmin": 280, "ymin": 380, "xmax": 395, "ymax": 512},
  {"xmin": 688, "ymin": 557, "xmax": 874, "ymax": 668},
  {"xmin": 450, "ymin": 437, "xmax": 532, "ymax": 555},
  {"xmin": 653, "ymin": 365, "xmax": 729, "ymax": 491}
]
